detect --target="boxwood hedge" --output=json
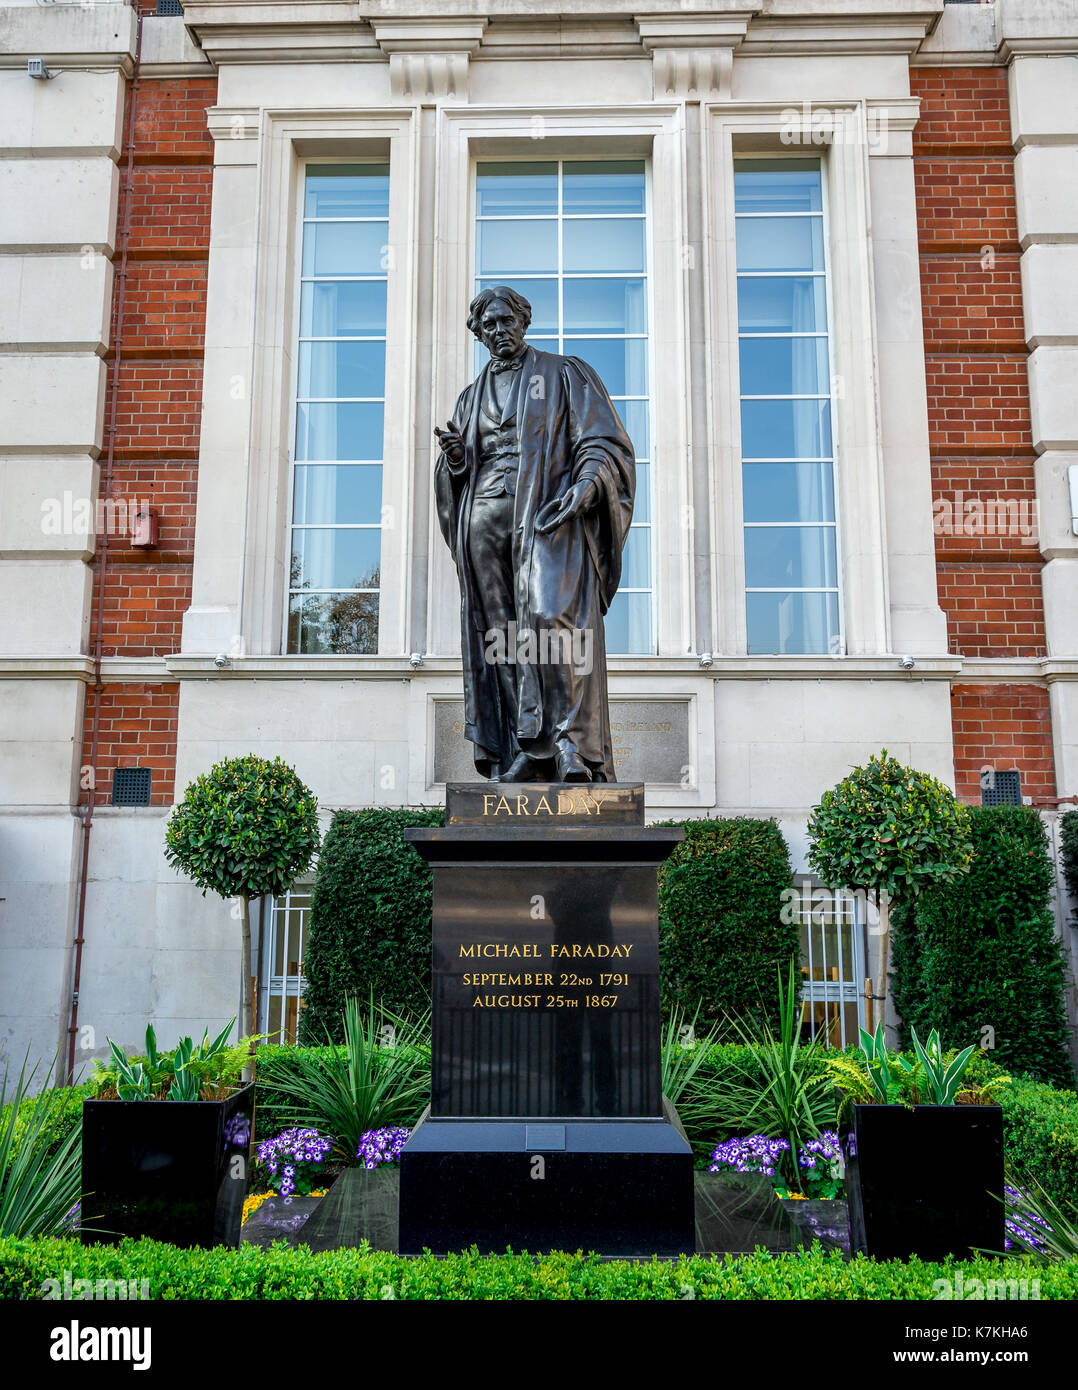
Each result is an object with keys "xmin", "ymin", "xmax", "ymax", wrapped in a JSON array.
[
  {"xmin": 3, "ymin": 1236, "xmax": 1075, "ymax": 1301},
  {"xmin": 656, "ymin": 817, "xmax": 798, "ymax": 1031},
  {"xmin": 890, "ymin": 806, "xmax": 1073, "ymax": 1088},
  {"xmin": 298, "ymin": 807, "xmax": 445, "ymax": 1041}
]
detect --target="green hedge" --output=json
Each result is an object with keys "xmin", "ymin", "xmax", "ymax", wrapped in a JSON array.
[
  {"xmin": 299, "ymin": 808, "xmax": 445, "ymax": 1042},
  {"xmin": 1062, "ymin": 810, "xmax": 1078, "ymax": 903},
  {"xmin": 890, "ymin": 806, "xmax": 1073, "ymax": 1088},
  {"xmin": 3, "ymin": 1236, "xmax": 1075, "ymax": 1300},
  {"xmin": 656, "ymin": 817, "xmax": 797, "ymax": 1031},
  {"xmin": 0, "ymin": 1080, "xmax": 93, "ymax": 1161},
  {"xmin": 999, "ymin": 1073, "xmax": 1078, "ymax": 1202}
]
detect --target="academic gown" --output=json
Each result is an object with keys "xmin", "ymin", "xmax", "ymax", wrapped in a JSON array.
[{"xmin": 435, "ymin": 345, "xmax": 636, "ymax": 780}]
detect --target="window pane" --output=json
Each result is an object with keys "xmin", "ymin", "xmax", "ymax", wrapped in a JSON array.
[
  {"xmin": 735, "ymin": 215, "xmax": 824, "ymax": 273},
  {"xmin": 605, "ymin": 590, "xmax": 651, "ymax": 655},
  {"xmin": 743, "ymin": 463, "xmax": 835, "ymax": 524},
  {"xmin": 563, "ymin": 338, "xmax": 647, "ymax": 396},
  {"xmin": 738, "ymin": 336, "xmax": 829, "ymax": 396},
  {"xmin": 563, "ymin": 277, "xmax": 646, "ymax": 334},
  {"xmin": 563, "ymin": 218, "xmax": 645, "ymax": 273},
  {"xmin": 302, "ymin": 221, "xmax": 389, "ymax": 276},
  {"xmin": 304, "ymin": 165, "xmax": 390, "ymax": 218},
  {"xmin": 562, "ymin": 161, "xmax": 645, "ymax": 215},
  {"xmin": 474, "ymin": 161, "xmax": 653, "ymax": 654},
  {"xmin": 290, "ymin": 528, "xmax": 381, "ymax": 591},
  {"xmin": 617, "ymin": 399, "xmax": 650, "ymax": 460},
  {"xmin": 746, "ymin": 591, "xmax": 840, "ymax": 656},
  {"xmin": 476, "ymin": 162, "xmax": 558, "ymax": 216},
  {"xmin": 298, "ymin": 341, "xmax": 386, "ymax": 399},
  {"xmin": 477, "ymin": 219, "xmax": 557, "ymax": 276},
  {"xmin": 476, "ymin": 278, "xmax": 557, "ymax": 334},
  {"xmin": 740, "ymin": 399, "xmax": 832, "ymax": 459},
  {"xmin": 620, "ymin": 526, "xmax": 651, "ymax": 588},
  {"xmin": 736, "ymin": 276, "xmax": 826, "ymax": 334},
  {"xmin": 744, "ymin": 526, "xmax": 838, "ymax": 589},
  {"xmin": 293, "ymin": 465, "xmax": 382, "ymax": 525},
  {"xmin": 296, "ymin": 402, "xmax": 384, "ymax": 461},
  {"xmin": 288, "ymin": 592, "xmax": 379, "ymax": 655},
  {"xmin": 300, "ymin": 281, "xmax": 387, "ymax": 337},
  {"xmin": 734, "ymin": 161, "xmax": 822, "ymax": 214}
]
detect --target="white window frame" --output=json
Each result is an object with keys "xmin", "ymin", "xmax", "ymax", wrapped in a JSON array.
[
  {"xmin": 243, "ymin": 110, "xmax": 418, "ymax": 658},
  {"xmin": 734, "ymin": 152, "xmax": 846, "ymax": 656},
  {"xmin": 470, "ymin": 154, "xmax": 657, "ymax": 655},
  {"xmin": 428, "ymin": 106, "xmax": 692, "ymax": 663},
  {"xmin": 706, "ymin": 103, "xmax": 894, "ymax": 658},
  {"xmin": 284, "ymin": 158, "xmax": 392, "ymax": 656}
]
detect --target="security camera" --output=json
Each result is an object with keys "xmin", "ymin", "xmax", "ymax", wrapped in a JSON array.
[
  {"xmin": 213, "ymin": 653, "xmax": 231, "ymax": 670},
  {"xmin": 900, "ymin": 655, "xmax": 915, "ymax": 671},
  {"xmin": 698, "ymin": 651, "xmax": 714, "ymax": 669},
  {"xmin": 409, "ymin": 651, "xmax": 424, "ymax": 669}
]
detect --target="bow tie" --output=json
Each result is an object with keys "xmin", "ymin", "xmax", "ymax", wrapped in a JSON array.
[{"xmin": 490, "ymin": 355, "xmax": 525, "ymax": 374}]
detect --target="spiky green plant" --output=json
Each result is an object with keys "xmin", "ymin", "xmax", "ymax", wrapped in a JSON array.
[
  {"xmin": 703, "ymin": 961, "xmax": 838, "ymax": 1191},
  {"xmin": 258, "ymin": 995, "xmax": 431, "ymax": 1160},
  {"xmin": 0, "ymin": 1054, "xmax": 82, "ymax": 1238}
]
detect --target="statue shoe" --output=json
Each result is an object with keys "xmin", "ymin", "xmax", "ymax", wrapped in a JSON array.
[
  {"xmin": 554, "ymin": 745, "xmax": 592, "ymax": 782},
  {"xmin": 496, "ymin": 751, "xmax": 544, "ymax": 783}
]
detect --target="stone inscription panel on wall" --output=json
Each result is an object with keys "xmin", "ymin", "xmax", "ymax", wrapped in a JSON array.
[{"xmin": 432, "ymin": 699, "xmax": 690, "ymax": 785}]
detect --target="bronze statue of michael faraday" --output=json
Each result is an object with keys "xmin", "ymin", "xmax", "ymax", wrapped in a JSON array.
[{"xmin": 434, "ymin": 285, "xmax": 635, "ymax": 783}]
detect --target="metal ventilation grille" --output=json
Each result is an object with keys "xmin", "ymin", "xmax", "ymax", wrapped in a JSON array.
[
  {"xmin": 112, "ymin": 767, "xmax": 152, "ymax": 806},
  {"xmin": 981, "ymin": 769, "xmax": 1022, "ymax": 807},
  {"xmin": 155, "ymin": 0, "xmax": 184, "ymax": 15}
]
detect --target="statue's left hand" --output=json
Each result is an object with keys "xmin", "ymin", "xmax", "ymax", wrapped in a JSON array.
[{"xmin": 534, "ymin": 478, "xmax": 600, "ymax": 535}]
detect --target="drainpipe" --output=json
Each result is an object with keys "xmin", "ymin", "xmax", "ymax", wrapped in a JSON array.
[{"xmin": 66, "ymin": 4, "xmax": 144, "ymax": 1084}]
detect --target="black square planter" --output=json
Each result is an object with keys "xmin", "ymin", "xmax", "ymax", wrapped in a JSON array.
[
  {"xmin": 81, "ymin": 1084, "xmax": 254, "ymax": 1248},
  {"xmin": 843, "ymin": 1104, "xmax": 1004, "ymax": 1261}
]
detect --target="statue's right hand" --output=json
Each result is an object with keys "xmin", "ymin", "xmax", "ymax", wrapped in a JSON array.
[{"xmin": 434, "ymin": 421, "xmax": 466, "ymax": 466}]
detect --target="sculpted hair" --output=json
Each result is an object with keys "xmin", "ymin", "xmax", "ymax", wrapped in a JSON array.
[{"xmin": 466, "ymin": 285, "xmax": 533, "ymax": 341}]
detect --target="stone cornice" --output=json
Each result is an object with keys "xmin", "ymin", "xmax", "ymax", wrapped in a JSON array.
[
  {"xmin": 176, "ymin": 0, "xmax": 956, "ymax": 69},
  {"xmin": 6, "ymin": 654, "xmax": 1078, "ymax": 686}
]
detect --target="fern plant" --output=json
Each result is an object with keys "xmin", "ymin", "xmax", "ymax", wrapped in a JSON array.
[{"xmin": 825, "ymin": 1026, "xmax": 1010, "ymax": 1124}]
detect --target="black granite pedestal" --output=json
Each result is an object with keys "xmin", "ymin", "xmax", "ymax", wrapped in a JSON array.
[{"xmin": 399, "ymin": 783, "xmax": 693, "ymax": 1257}]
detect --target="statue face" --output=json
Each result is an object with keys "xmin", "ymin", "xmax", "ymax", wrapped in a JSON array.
[{"xmin": 479, "ymin": 298, "xmax": 527, "ymax": 361}]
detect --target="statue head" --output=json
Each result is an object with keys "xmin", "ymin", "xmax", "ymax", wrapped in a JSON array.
[{"xmin": 467, "ymin": 285, "xmax": 532, "ymax": 362}]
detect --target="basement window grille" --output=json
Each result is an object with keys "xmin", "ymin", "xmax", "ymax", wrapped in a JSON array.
[
  {"xmin": 981, "ymin": 769, "xmax": 1022, "ymax": 807},
  {"xmin": 155, "ymin": 0, "xmax": 184, "ymax": 15},
  {"xmin": 111, "ymin": 767, "xmax": 152, "ymax": 806}
]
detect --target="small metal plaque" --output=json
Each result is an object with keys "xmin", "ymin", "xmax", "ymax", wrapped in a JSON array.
[{"xmin": 525, "ymin": 1125, "xmax": 566, "ymax": 1151}]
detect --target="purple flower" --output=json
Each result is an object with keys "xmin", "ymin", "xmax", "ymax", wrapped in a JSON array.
[
  {"xmin": 257, "ymin": 1127, "xmax": 333, "ymax": 1197},
  {"xmin": 355, "ymin": 1127, "xmax": 411, "ymax": 1170},
  {"xmin": 1004, "ymin": 1184, "xmax": 1052, "ymax": 1253}
]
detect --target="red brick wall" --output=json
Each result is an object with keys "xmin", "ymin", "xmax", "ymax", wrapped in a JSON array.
[
  {"xmin": 950, "ymin": 685, "xmax": 1056, "ymax": 804},
  {"xmin": 913, "ymin": 68, "xmax": 1053, "ymax": 802},
  {"xmin": 912, "ymin": 66, "xmax": 1043, "ymax": 659},
  {"xmin": 83, "ymin": 684, "xmax": 180, "ymax": 808},
  {"xmin": 83, "ymin": 66, "xmax": 216, "ymax": 804}
]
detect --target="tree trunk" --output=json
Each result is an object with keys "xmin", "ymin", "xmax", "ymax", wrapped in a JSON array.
[
  {"xmin": 240, "ymin": 893, "xmax": 253, "ymax": 1082},
  {"xmin": 875, "ymin": 892, "xmax": 891, "ymax": 1040}
]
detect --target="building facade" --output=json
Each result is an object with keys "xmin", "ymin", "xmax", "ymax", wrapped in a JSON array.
[{"xmin": 1, "ymin": 0, "xmax": 1077, "ymax": 1068}]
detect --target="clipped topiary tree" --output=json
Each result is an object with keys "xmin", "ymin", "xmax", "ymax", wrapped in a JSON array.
[
  {"xmin": 807, "ymin": 749, "xmax": 973, "ymax": 1029},
  {"xmin": 298, "ymin": 807, "xmax": 445, "ymax": 1043},
  {"xmin": 164, "ymin": 754, "xmax": 320, "ymax": 1037},
  {"xmin": 657, "ymin": 816, "xmax": 797, "ymax": 1033},
  {"xmin": 891, "ymin": 805, "xmax": 1073, "ymax": 1087}
]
